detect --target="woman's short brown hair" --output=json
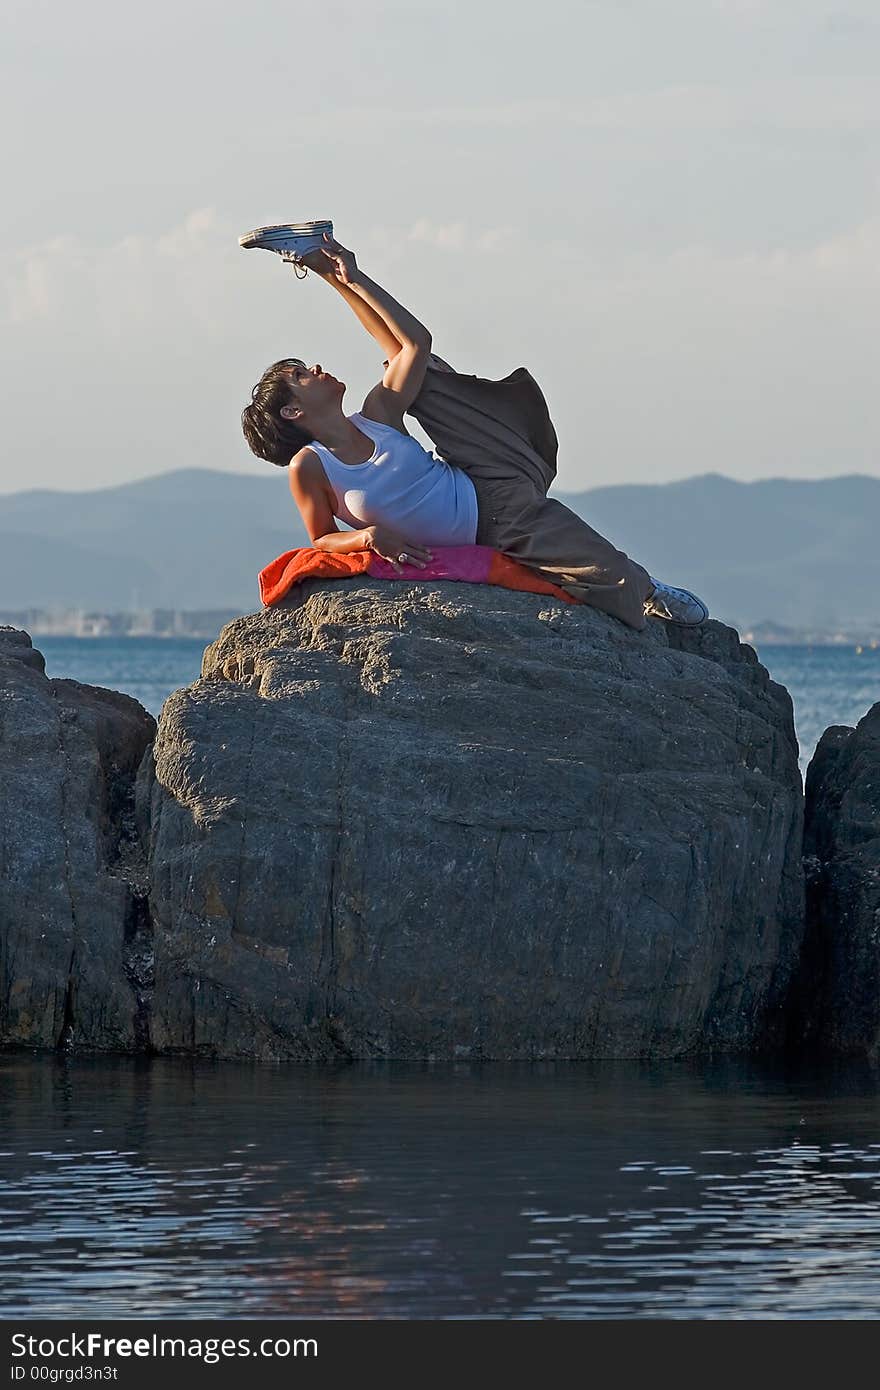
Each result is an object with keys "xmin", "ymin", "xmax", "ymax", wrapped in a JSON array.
[{"xmin": 241, "ymin": 359, "xmax": 313, "ymax": 466}]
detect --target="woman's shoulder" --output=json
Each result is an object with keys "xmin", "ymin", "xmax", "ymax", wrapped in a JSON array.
[
  {"xmin": 349, "ymin": 409, "xmax": 393, "ymax": 431},
  {"xmin": 290, "ymin": 442, "xmax": 322, "ymax": 468},
  {"xmin": 289, "ymin": 445, "xmax": 330, "ymax": 489},
  {"xmin": 351, "ymin": 410, "xmax": 423, "ymax": 447}
]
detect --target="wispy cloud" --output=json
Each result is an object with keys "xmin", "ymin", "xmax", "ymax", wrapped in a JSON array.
[
  {"xmin": 583, "ymin": 214, "xmax": 880, "ymax": 294},
  {"xmin": 4, "ymin": 210, "xmax": 231, "ymax": 332}
]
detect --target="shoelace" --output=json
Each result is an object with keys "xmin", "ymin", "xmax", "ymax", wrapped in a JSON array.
[
  {"xmin": 286, "ymin": 256, "xmax": 309, "ymax": 279},
  {"xmin": 645, "ymin": 585, "xmax": 706, "ymax": 620},
  {"xmin": 657, "ymin": 585, "xmax": 688, "ymax": 606}
]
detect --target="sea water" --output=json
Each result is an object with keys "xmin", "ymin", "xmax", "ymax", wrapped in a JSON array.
[
  {"xmin": 3, "ymin": 639, "xmax": 878, "ymax": 1319},
  {"xmin": 5, "ymin": 1055, "xmax": 880, "ymax": 1319}
]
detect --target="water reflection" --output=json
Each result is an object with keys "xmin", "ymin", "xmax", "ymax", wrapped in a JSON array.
[{"xmin": 3, "ymin": 1056, "xmax": 880, "ymax": 1317}]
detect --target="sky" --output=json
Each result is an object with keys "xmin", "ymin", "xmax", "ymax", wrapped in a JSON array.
[{"xmin": 2, "ymin": 0, "xmax": 878, "ymax": 494}]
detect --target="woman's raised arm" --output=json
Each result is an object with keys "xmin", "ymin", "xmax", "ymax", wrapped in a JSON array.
[{"xmin": 315, "ymin": 236, "xmax": 433, "ymax": 418}]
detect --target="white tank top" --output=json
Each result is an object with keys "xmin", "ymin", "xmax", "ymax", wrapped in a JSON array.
[{"xmin": 306, "ymin": 412, "xmax": 478, "ymax": 546}]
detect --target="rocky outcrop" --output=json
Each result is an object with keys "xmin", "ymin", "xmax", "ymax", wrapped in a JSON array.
[
  {"xmin": 0, "ymin": 591, "xmax": 810, "ymax": 1061},
  {"xmin": 136, "ymin": 580, "xmax": 804, "ymax": 1060},
  {"xmin": 0, "ymin": 627, "xmax": 155, "ymax": 1051},
  {"xmin": 795, "ymin": 704, "xmax": 880, "ymax": 1054}
]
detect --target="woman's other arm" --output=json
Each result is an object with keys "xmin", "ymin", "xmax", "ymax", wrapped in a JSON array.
[{"xmin": 288, "ymin": 450, "xmax": 432, "ymax": 571}]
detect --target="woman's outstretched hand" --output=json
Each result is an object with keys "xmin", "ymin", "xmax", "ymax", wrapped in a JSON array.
[
  {"xmin": 364, "ymin": 525, "xmax": 433, "ymax": 574},
  {"xmin": 318, "ymin": 233, "xmax": 359, "ymax": 286}
]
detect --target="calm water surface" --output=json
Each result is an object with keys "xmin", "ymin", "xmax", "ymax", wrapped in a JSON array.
[
  {"xmin": 757, "ymin": 643, "xmax": 880, "ymax": 773},
  {"xmin": 38, "ymin": 636, "xmax": 206, "ymax": 723},
  {"xmin": 4, "ymin": 1057, "xmax": 880, "ymax": 1319}
]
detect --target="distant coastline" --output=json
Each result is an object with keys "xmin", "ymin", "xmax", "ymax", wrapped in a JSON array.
[
  {"xmin": 0, "ymin": 607, "xmax": 244, "ymax": 639},
  {"xmin": 3, "ymin": 605, "xmax": 879, "ymax": 649},
  {"xmin": 741, "ymin": 621, "xmax": 880, "ymax": 650}
]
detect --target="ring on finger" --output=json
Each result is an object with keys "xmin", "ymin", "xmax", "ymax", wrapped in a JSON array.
[{"xmin": 398, "ymin": 552, "xmax": 408, "ymax": 564}]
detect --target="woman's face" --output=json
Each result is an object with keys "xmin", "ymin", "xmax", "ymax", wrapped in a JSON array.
[{"xmin": 279, "ymin": 359, "xmax": 346, "ymax": 422}]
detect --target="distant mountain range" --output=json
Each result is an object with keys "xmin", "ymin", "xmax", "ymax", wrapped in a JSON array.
[
  {"xmin": 1, "ymin": 468, "xmax": 878, "ymax": 630},
  {"xmin": 563, "ymin": 472, "xmax": 880, "ymax": 632}
]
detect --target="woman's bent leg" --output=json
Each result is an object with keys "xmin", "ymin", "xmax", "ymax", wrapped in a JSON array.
[
  {"xmin": 409, "ymin": 364, "xmax": 559, "ymax": 494},
  {"xmin": 410, "ymin": 364, "xmax": 653, "ymax": 630},
  {"xmin": 474, "ymin": 481, "xmax": 653, "ymax": 630}
]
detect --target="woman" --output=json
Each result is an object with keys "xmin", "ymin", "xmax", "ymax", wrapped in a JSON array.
[{"xmin": 240, "ymin": 229, "xmax": 708, "ymax": 630}]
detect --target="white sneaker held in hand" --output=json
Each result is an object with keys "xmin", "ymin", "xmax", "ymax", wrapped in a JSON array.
[{"xmin": 238, "ymin": 220, "xmax": 334, "ymax": 273}]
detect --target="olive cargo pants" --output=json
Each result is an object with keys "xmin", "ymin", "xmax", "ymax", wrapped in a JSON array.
[{"xmin": 408, "ymin": 362, "xmax": 653, "ymax": 631}]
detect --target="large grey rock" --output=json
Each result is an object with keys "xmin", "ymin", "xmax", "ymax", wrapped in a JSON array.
[
  {"xmin": 138, "ymin": 581, "xmax": 804, "ymax": 1060},
  {"xmin": 0, "ymin": 628, "xmax": 155, "ymax": 1050},
  {"xmin": 796, "ymin": 704, "xmax": 880, "ymax": 1053}
]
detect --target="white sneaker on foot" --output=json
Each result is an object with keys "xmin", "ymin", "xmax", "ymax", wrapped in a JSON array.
[{"xmin": 644, "ymin": 579, "xmax": 709, "ymax": 626}]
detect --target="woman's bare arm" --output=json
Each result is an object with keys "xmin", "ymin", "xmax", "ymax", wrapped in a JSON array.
[
  {"xmin": 316, "ymin": 235, "xmax": 430, "ymax": 349},
  {"xmin": 316, "ymin": 236, "xmax": 432, "ymax": 418},
  {"xmin": 309, "ymin": 264, "xmax": 404, "ymax": 362},
  {"xmin": 288, "ymin": 449, "xmax": 432, "ymax": 570}
]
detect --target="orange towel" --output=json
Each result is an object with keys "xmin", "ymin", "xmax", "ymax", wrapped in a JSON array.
[{"xmin": 259, "ymin": 544, "xmax": 579, "ymax": 609}]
